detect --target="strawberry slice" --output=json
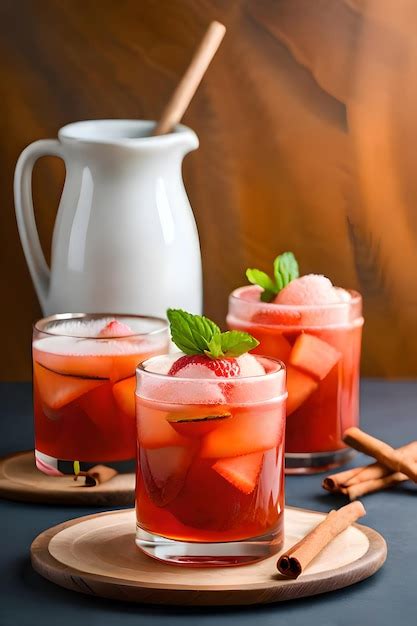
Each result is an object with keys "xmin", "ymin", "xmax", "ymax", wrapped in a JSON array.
[
  {"xmin": 169, "ymin": 354, "xmax": 240, "ymax": 377},
  {"xmin": 112, "ymin": 376, "xmax": 136, "ymax": 418},
  {"xmin": 200, "ymin": 406, "xmax": 284, "ymax": 458},
  {"xmin": 289, "ymin": 333, "xmax": 341, "ymax": 381},
  {"xmin": 286, "ymin": 365, "xmax": 318, "ymax": 415},
  {"xmin": 34, "ymin": 362, "xmax": 105, "ymax": 410},
  {"xmin": 98, "ymin": 319, "xmax": 134, "ymax": 337},
  {"xmin": 213, "ymin": 451, "xmax": 264, "ymax": 494},
  {"xmin": 167, "ymin": 411, "xmax": 231, "ymax": 438}
]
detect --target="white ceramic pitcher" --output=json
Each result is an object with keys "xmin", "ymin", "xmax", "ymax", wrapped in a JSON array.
[{"xmin": 14, "ymin": 119, "xmax": 202, "ymax": 317}]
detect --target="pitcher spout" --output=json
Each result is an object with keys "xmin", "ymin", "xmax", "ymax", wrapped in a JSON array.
[{"xmin": 58, "ymin": 119, "xmax": 199, "ymax": 156}]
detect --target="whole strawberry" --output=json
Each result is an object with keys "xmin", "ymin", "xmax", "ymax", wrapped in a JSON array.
[{"xmin": 166, "ymin": 309, "xmax": 259, "ymax": 378}]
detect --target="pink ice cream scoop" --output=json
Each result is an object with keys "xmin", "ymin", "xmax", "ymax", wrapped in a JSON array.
[{"xmin": 275, "ymin": 274, "xmax": 349, "ymax": 306}]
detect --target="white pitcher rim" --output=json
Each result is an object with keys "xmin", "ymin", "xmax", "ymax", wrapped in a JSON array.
[{"xmin": 58, "ymin": 119, "xmax": 198, "ymax": 148}]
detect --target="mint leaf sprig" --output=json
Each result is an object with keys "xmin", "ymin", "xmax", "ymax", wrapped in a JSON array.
[
  {"xmin": 246, "ymin": 251, "xmax": 299, "ymax": 302},
  {"xmin": 167, "ymin": 309, "xmax": 259, "ymax": 359}
]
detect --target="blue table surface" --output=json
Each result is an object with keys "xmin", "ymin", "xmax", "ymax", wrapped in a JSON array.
[{"xmin": 0, "ymin": 380, "xmax": 416, "ymax": 626}]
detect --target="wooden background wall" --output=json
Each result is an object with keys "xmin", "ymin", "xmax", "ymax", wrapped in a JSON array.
[{"xmin": 1, "ymin": 0, "xmax": 417, "ymax": 380}]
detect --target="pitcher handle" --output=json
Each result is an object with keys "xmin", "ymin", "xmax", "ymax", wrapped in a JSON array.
[{"xmin": 14, "ymin": 139, "xmax": 65, "ymax": 312}]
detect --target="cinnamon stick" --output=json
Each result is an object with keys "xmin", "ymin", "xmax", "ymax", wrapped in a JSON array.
[
  {"xmin": 341, "ymin": 472, "xmax": 408, "ymax": 501},
  {"xmin": 345, "ymin": 441, "xmax": 417, "ymax": 486},
  {"xmin": 322, "ymin": 466, "xmax": 364, "ymax": 492},
  {"xmin": 277, "ymin": 501, "xmax": 366, "ymax": 579},
  {"xmin": 74, "ymin": 465, "xmax": 117, "ymax": 487},
  {"xmin": 323, "ymin": 441, "xmax": 417, "ymax": 493},
  {"xmin": 343, "ymin": 428, "xmax": 417, "ymax": 482}
]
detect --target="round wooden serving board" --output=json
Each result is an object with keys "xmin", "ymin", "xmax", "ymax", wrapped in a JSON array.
[
  {"xmin": 31, "ymin": 507, "xmax": 387, "ymax": 606},
  {"xmin": 0, "ymin": 452, "xmax": 135, "ymax": 506}
]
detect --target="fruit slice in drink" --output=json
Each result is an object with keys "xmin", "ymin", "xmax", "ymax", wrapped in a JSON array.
[
  {"xmin": 213, "ymin": 451, "xmax": 264, "ymax": 494},
  {"xmin": 113, "ymin": 376, "xmax": 136, "ymax": 418},
  {"xmin": 251, "ymin": 330, "xmax": 293, "ymax": 362},
  {"xmin": 289, "ymin": 333, "xmax": 341, "ymax": 380},
  {"xmin": 286, "ymin": 363, "xmax": 341, "ymax": 452},
  {"xmin": 285, "ymin": 365, "xmax": 318, "ymax": 415},
  {"xmin": 200, "ymin": 406, "xmax": 283, "ymax": 458},
  {"xmin": 34, "ymin": 362, "xmax": 106, "ymax": 410},
  {"xmin": 34, "ymin": 347, "xmax": 115, "ymax": 381},
  {"xmin": 166, "ymin": 410, "xmax": 231, "ymax": 438}
]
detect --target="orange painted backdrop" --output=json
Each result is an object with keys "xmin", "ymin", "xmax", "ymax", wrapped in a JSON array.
[{"xmin": 1, "ymin": 0, "xmax": 417, "ymax": 379}]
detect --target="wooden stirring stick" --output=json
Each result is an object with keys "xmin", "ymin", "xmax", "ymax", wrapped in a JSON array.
[{"xmin": 152, "ymin": 20, "xmax": 226, "ymax": 136}]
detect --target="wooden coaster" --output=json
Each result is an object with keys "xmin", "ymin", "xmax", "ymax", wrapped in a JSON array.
[
  {"xmin": 31, "ymin": 507, "xmax": 387, "ymax": 605},
  {"xmin": 0, "ymin": 451, "xmax": 135, "ymax": 506}
]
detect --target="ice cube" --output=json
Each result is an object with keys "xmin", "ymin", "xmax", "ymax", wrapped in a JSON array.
[{"xmin": 236, "ymin": 353, "xmax": 265, "ymax": 377}]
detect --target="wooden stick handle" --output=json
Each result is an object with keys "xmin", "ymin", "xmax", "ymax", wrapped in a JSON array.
[{"xmin": 153, "ymin": 21, "xmax": 226, "ymax": 136}]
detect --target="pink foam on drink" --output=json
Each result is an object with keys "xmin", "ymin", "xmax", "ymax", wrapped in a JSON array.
[
  {"xmin": 155, "ymin": 381, "xmax": 225, "ymax": 405},
  {"xmin": 275, "ymin": 275, "xmax": 347, "ymax": 306},
  {"xmin": 148, "ymin": 358, "xmax": 172, "ymax": 375},
  {"xmin": 144, "ymin": 355, "xmax": 225, "ymax": 405}
]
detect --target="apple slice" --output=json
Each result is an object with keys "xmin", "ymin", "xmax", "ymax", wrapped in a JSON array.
[
  {"xmin": 289, "ymin": 333, "xmax": 341, "ymax": 381},
  {"xmin": 286, "ymin": 365, "xmax": 318, "ymax": 416},
  {"xmin": 34, "ymin": 362, "xmax": 105, "ymax": 410},
  {"xmin": 167, "ymin": 411, "xmax": 231, "ymax": 439},
  {"xmin": 213, "ymin": 451, "xmax": 264, "ymax": 494},
  {"xmin": 113, "ymin": 376, "xmax": 136, "ymax": 418},
  {"xmin": 200, "ymin": 407, "xmax": 284, "ymax": 458}
]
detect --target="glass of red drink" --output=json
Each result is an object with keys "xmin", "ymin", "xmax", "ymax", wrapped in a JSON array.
[
  {"xmin": 135, "ymin": 353, "xmax": 286, "ymax": 566},
  {"xmin": 33, "ymin": 313, "xmax": 169, "ymax": 475},
  {"xmin": 227, "ymin": 287, "xmax": 363, "ymax": 473}
]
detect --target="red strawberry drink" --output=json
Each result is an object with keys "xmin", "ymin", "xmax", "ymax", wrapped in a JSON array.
[
  {"xmin": 135, "ymin": 310, "xmax": 287, "ymax": 566},
  {"xmin": 227, "ymin": 253, "xmax": 363, "ymax": 473},
  {"xmin": 33, "ymin": 314, "xmax": 169, "ymax": 475}
]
